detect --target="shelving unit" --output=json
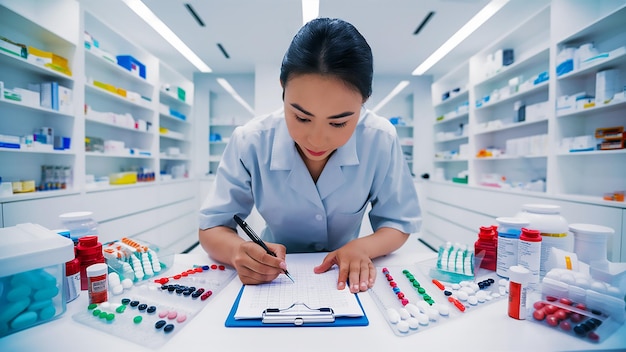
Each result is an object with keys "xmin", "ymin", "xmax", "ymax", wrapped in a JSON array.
[
  {"xmin": 158, "ymin": 62, "xmax": 194, "ymax": 180},
  {"xmin": 0, "ymin": 3, "xmax": 78, "ymax": 197},
  {"xmin": 423, "ymin": 1, "xmax": 626, "ymax": 261},
  {"xmin": 83, "ymin": 10, "xmax": 159, "ymax": 190},
  {"xmin": 0, "ymin": 1, "xmax": 200, "ymax": 253},
  {"xmin": 551, "ymin": 4, "xmax": 626, "ymax": 200},
  {"xmin": 208, "ymin": 88, "xmax": 254, "ymax": 175},
  {"xmin": 431, "ymin": 62, "xmax": 470, "ymax": 182}
]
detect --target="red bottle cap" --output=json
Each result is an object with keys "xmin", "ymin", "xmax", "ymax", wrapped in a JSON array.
[
  {"xmin": 520, "ymin": 228, "xmax": 542, "ymax": 242},
  {"xmin": 478, "ymin": 226, "xmax": 495, "ymax": 240},
  {"xmin": 76, "ymin": 235, "xmax": 103, "ymax": 258}
]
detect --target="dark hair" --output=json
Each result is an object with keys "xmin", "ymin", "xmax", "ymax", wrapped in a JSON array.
[{"xmin": 280, "ymin": 17, "xmax": 373, "ymax": 101}]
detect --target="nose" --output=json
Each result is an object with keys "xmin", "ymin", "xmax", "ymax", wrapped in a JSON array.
[{"xmin": 306, "ymin": 122, "xmax": 326, "ymax": 148}]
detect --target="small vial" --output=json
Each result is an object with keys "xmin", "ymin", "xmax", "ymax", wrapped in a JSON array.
[
  {"xmin": 87, "ymin": 263, "xmax": 109, "ymax": 304},
  {"xmin": 508, "ymin": 265, "xmax": 530, "ymax": 320}
]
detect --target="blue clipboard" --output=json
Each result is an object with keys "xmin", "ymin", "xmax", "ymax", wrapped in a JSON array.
[{"xmin": 225, "ymin": 285, "xmax": 369, "ymax": 327}]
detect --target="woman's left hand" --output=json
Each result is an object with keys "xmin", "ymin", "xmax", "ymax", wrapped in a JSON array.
[{"xmin": 313, "ymin": 240, "xmax": 375, "ymax": 293}]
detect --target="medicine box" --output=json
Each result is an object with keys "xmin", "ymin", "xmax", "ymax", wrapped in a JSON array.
[
  {"xmin": 116, "ymin": 55, "xmax": 146, "ymax": 79},
  {"xmin": 0, "ymin": 223, "xmax": 74, "ymax": 337}
]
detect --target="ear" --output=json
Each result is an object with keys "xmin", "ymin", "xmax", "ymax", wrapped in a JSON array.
[{"xmin": 280, "ymin": 80, "xmax": 285, "ymax": 101}]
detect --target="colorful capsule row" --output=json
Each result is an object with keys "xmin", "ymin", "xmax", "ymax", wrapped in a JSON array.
[
  {"xmin": 153, "ymin": 264, "xmax": 226, "ymax": 285},
  {"xmin": 383, "ymin": 267, "xmax": 409, "ymax": 306},
  {"xmin": 402, "ymin": 269, "xmax": 435, "ymax": 305}
]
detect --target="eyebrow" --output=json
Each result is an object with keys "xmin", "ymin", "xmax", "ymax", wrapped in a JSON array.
[{"xmin": 290, "ymin": 103, "xmax": 355, "ymax": 119}]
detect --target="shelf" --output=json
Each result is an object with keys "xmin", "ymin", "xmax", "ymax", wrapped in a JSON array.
[
  {"xmin": 556, "ymin": 50, "xmax": 626, "ymax": 80},
  {"xmin": 434, "ymin": 112, "xmax": 469, "ymax": 125},
  {"xmin": 474, "ymin": 46, "xmax": 550, "ymax": 88},
  {"xmin": 85, "ymin": 49, "xmax": 153, "ymax": 89},
  {"xmin": 159, "ymin": 112, "xmax": 190, "ymax": 124},
  {"xmin": 160, "ymin": 90, "xmax": 192, "ymax": 108},
  {"xmin": 85, "ymin": 116, "xmax": 154, "ymax": 135},
  {"xmin": 473, "ymin": 154, "xmax": 547, "ymax": 161},
  {"xmin": 85, "ymin": 151, "xmax": 153, "ymax": 159},
  {"xmin": 557, "ymin": 99, "xmax": 626, "ymax": 118},
  {"xmin": 0, "ymin": 97, "xmax": 75, "ymax": 117},
  {"xmin": 558, "ymin": 5, "xmax": 626, "ymax": 45},
  {"xmin": 85, "ymin": 181, "xmax": 158, "ymax": 193},
  {"xmin": 0, "ymin": 50, "xmax": 74, "ymax": 82},
  {"xmin": 85, "ymin": 84, "xmax": 154, "ymax": 111},
  {"xmin": 160, "ymin": 156, "xmax": 191, "ymax": 161},
  {"xmin": 474, "ymin": 118, "xmax": 548, "ymax": 136},
  {"xmin": 0, "ymin": 188, "xmax": 80, "ymax": 203},
  {"xmin": 433, "ymin": 89, "xmax": 469, "ymax": 109},
  {"xmin": 556, "ymin": 149, "xmax": 626, "ymax": 157},
  {"xmin": 475, "ymin": 81, "xmax": 549, "ymax": 110},
  {"xmin": 434, "ymin": 135, "xmax": 468, "ymax": 143},
  {"xmin": 0, "ymin": 146, "xmax": 75, "ymax": 155},
  {"xmin": 159, "ymin": 133, "xmax": 188, "ymax": 142},
  {"xmin": 433, "ymin": 158, "xmax": 468, "ymax": 163}
]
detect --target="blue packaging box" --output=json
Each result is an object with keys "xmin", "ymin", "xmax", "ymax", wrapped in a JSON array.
[{"xmin": 116, "ymin": 55, "xmax": 146, "ymax": 79}]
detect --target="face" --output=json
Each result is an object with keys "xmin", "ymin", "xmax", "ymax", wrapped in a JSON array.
[{"xmin": 283, "ymin": 74, "xmax": 363, "ymax": 163}]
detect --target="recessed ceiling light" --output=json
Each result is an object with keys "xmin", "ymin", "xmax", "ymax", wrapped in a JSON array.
[
  {"xmin": 412, "ymin": 0, "xmax": 509, "ymax": 75},
  {"xmin": 122, "ymin": 0, "xmax": 212, "ymax": 73}
]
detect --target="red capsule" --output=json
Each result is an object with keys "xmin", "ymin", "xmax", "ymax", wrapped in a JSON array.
[
  {"xmin": 559, "ymin": 297, "xmax": 573, "ymax": 306},
  {"xmin": 533, "ymin": 309, "xmax": 546, "ymax": 321},
  {"xmin": 218, "ymin": 265, "xmax": 225, "ymax": 270},
  {"xmin": 200, "ymin": 290, "xmax": 213, "ymax": 301},
  {"xmin": 431, "ymin": 279, "xmax": 445, "ymax": 290},
  {"xmin": 211, "ymin": 264, "xmax": 218, "ymax": 270}
]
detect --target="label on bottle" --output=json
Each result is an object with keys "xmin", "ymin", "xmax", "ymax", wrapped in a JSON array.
[
  {"xmin": 508, "ymin": 281, "xmax": 527, "ymax": 320},
  {"xmin": 518, "ymin": 240, "xmax": 541, "ymax": 290},
  {"xmin": 497, "ymin": 236, "xmax": 518, "ymax": 278}
]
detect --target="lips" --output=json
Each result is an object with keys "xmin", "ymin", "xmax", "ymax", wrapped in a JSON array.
[{"xmin": 306, "ymin": 148, "xmax": 326, "ymax": 157}]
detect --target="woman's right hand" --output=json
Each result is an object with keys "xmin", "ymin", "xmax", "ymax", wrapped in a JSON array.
[{"xmin": 232, "ymin": 241, "xmax": 288, "ymax": 285}]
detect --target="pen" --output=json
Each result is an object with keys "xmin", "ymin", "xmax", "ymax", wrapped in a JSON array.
[{"xmin": 233, "ymin": 215, "xmax": 295, "ymax": 283}]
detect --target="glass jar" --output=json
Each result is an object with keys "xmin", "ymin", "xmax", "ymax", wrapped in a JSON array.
[{"xmin": 59, "ymin": 211, "xmax": 99, "ymax": 244}]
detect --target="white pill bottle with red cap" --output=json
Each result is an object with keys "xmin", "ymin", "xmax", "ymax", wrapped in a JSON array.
[{"xmin": 515, "ymin": 204, "xmax": 572, "ymax": 278}]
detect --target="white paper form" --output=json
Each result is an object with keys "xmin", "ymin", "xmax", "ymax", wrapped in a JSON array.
[{"xmin": 233, "ymin": 252, "xmax": 365, "ymax": 319}]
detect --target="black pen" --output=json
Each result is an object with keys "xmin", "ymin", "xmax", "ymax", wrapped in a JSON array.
[{"xmin": 233, "ymin": 215, "xmax": 295, "ymax": 283}]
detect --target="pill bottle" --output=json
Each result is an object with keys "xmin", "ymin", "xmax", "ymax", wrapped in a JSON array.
[
  {"xmin": 496, "ymin": 217, "xmax": 529, "ymax": 278},
  {"xmin": 570, "ymin": 223, "xmax": 614, "ymax": 269},
  {"xmin": 516, "ymin": 204, "xmax": 571, "ymax": 278},
  {"xmin": 475, "ymin": 226, "xmax": 497, "ymax": 271},
  {"xmin": 59, "ymin": 211, "xmax": 99, "ymax": 245},
  {"xmin": 508, "ymin": 265, "xmax": 530, "ymax": 320},
  {"xmin": 64, "ymin": 256, "xmax": 81, "ymax": 303},
  {"xmin": 86, "ymin": 263, "xmax": 108, "ymax": 304},
  {"xmin": 518, "ymin": 228, "xmax": 541, "ymax": 290},
  {"xmin": 76, "ymin": 235, "xmax": 106, "ymax": 290}
]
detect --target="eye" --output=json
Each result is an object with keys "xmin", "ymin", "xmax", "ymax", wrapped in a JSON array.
[
  {"xmin": 295, "ymin": 115, "xmax": 310, "ymax": 123},
  {"xmin": 330, "ymin": 121, "xmax": 347, "ymax": 128}
]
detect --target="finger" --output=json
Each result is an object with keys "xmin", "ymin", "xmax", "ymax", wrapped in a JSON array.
[
  {"xmin": 348, "ymin": 263, "xmax": 360, "ymax": 293},
  {"xmin": 368, "ymin": 261, "xmax": 376, "ymax": 288},
  {"xmin": 358, "ymin": 261, "xmax": 372, "ymax": 292},
  {"xmin": 313, "ymin": 253, "xmax": 336, "ymax": 274}
]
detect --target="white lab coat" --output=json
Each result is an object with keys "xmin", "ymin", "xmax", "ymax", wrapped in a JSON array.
[{"xmin": 199, "ymin": 108, "xmax": 421, "ymax": 253}]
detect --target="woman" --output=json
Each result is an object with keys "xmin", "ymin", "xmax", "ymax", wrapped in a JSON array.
[{"xmin": 199, "ymin": 17, "xmax": 421, "ymax": 293}]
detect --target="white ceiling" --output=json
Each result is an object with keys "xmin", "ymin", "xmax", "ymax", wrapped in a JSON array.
[{"xmin": 79, "ymin": 0, "xmax": 551, "ymax": 81}]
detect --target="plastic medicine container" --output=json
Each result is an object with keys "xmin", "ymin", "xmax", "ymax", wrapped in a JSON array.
[
  {"xmin": 516, "ymin": 204, "xmax": 571, "ymax": 278},
  {"xmin": 59, "ymin": 211, "xmax": 99, "ymax": 244},
  {"xmin": 0, "ymin": 223, "xmax": 74, "ymax": 337}
]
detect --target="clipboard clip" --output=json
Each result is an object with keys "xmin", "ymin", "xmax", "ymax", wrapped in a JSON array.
[{"xmin": 262, "ymin": 302, "xmax": 335, "ymax": 326}]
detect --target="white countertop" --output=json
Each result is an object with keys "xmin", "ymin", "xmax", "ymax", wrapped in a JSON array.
[{"xmin": 1, "ymin": 237, "xmax": 625, "ymax": 352}]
